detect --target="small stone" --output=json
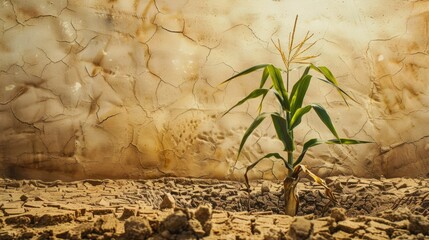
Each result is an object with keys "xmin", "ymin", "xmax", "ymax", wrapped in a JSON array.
[
  {"xmin": 261, "ymin": 182, "xmax": 271, "ymax": 194},
  {"xmin": 409, "ymin": 214, "xmax": 429, "ymax": 235},
  {"xmin": 195, "ymin": 205, "xmax": 212, "ymax": 225},
  {"xmin": 20, "ymin": 195, "xmax": 28, "ymax": 202},
  {"xmin": 24, "ymin": 201, "xmax": 44, "ymax": 208},
  {"xmin": 160, "ymin": 193, "xmax": 176, "ymax": 210},
  {"xmin": 97, "ymin": 198, "xmax": 110, "ymax": 207},
  {"xmin": 4, "ymin": 208, "xmax": 26, "ymax": 216},
  {"xmin": 289, "ymin": 217, "xmax": 313, "ymax": 240},
  {"xmin": 188, "ymin": 218, "xmax": 205, "ymax": 238},
  {"xmin": 332, "ymin": 230, "xmax": 351, "ymax": 239},
  {"xmin": 89, "ymin": 208, "xmax": 115, "ymax": 215},
  {"xmin": 160, "ymin": 210, "xmax": 189, "ymax": 234},
  {"xmin": 124, "ymin": 216, "xmax": 153, "ymax": 239},
  {"xmin": 93, "ymin": 216, "xmax": 119, "ymax": 233},
  {"xmin": 330, "ymin": 208, "xmax": 346, "ymax": 222},
  {"xmin": 121, "ymin": 206, "xmax": 138, "ymax": 219},
  {"xmin": 337, "ymin": 220, "xmax": 365, "ymax": 233}
]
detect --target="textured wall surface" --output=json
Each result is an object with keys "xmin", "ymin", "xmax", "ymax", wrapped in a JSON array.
[{"xmin": 1, "ymin": 0, "xmax": 429, "ymax": 180}]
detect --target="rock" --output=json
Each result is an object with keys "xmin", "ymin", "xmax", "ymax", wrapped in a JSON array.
[
  {"xmin": 195, "ymin": 205, "xmax": 212, "ymax": 225},
  {"xmin": 160, "ymin": 193, "xmax": 176, "ymax": 210},
  {"xmin": 337, "ymin": 220, "xmax": 365, "ymax": 234},
  {"xmin": 261, "ymin": 182, "xmax": 271, "ymax": 194},
  {"xmin": 289, "ymin": 217, "xmax": 313, "ymax": 240},
  {"xmin": 5, "ymin": 215, "xmax": 32, "ymax": 225},
  {"xmin": 160, "ymin": 210, "xmax": 189, "ymax": 234},
  {"xmin": 330, "ymin": 208, "xmax": 346, "ymax": 222},
  {"xmin": 36, "ymin": 211, "xmax": 75, "ymax": 226},
  {"xmin": 188, "ymin": 218, "xmax": 205, "ymax": 238},
  {"xmin": 408, "ymin": 214, "xmax": 429, "ymax": 235},
  {"xmin": 377, "ymin": 207, "xmax": 411, "ymax": 222},
  {"xmin": 124, "ymin": 216, "xmax": 153, "ymax": 239},
  {"xmin": 93, "ymin": 216, "xmax": 120, "ymax": 234},
  {"xmin": 3, "ymin": 208, "xmax": 25, "ymax": 216},
  {"xmin": 121, "ymin": 206, "xmax": 138, "ymax": 219},
  {"xmin": 194, "ymin": 205, "xmax": 212, "ymax": 236}
]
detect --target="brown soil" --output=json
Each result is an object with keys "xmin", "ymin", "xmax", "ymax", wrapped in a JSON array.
[{"xmin": 0, "ymin": 176, "xmax": 428, "ymax": 239}]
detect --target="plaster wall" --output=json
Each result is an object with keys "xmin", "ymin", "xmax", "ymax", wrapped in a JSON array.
[{"xmin": 1, "ymin": 0, "xmax": 428, "ymax": 180}]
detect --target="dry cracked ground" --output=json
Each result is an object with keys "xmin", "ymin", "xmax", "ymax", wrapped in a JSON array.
[{"xmin": 0, "ymin": 176, "xmax": 428, "ymax": 240}]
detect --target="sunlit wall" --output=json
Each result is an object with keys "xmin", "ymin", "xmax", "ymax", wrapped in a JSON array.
[{"xmin": 1, "ymin": 0, "xmax": 428, "ymax": 180}]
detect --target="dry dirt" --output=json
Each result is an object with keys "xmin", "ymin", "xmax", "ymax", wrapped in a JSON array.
[{"xmin": 0, "ymin": 176, "xmax": 428, "ymax": 239}]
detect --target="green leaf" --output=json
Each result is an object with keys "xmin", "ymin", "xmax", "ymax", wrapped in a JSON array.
[
  {"xmin": 290, "ymin": 66, "xmax": 310, "ymax": 100},
  {"xmin": 294, "ymin": 138, "xmax": 372, "ymax": 167},
  {"xmin": 222, "ymin": 64, "xmax": 269, "ymax": 84},
  {"xmin": 294, "ymin": 138, "xmax": 323, "ymax": 167},
  {"xmin": 326, "ymin": 138, "xmax": 373, "ymax": 144},
  {"xmin": 289, "ymin": 74, "xmax": 312, "ymax": 115},
  {"xmin": 271, "ymin": 113, "xmax": 294, "ymax": 151},
  {"xmin": 289, "ymin": 105, "xmax": 312, "ymax": 129},
  {"xmin": 311, "ymin": 103, "xmax": 339, "ymax": 139},
  {"xmin": 266, "ymin": 65, "xmax": 290, "ymax": 111},
  {"xmin": 316, "ymin": 77, "xmax": 358, "ymax": 104},
  {"xmin": 310, "ymin": 64, "xmax": 350, "ymax": 106},
  {"xmin": 222, "ymin": 88, "xmax": 270, "ymax": 116},
  {"xmin": 237, "ymin": 112, "xmax": 270, "ymax": 158},
  {"xmin": 244, "ymin": 152, "xmax": 292, "ymax": 190},
  {"xmin": 259, "ymin": 67, "xmax": 270, "ymax": 88}
]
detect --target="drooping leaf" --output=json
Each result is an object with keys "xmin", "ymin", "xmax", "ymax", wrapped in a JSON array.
[
  {"xmin": 222, "ymin": 64, "xmax": 269, "ymax": 84},
  {"xmin": 316, "ymin": 77, "xmax": 358, "ymax": 104},
  {"xmin": 326, "ymin": 138, "xmax": 373, "ymax": 144},
  {"xmin": 222, "ymin": 89, "xmax": 270, "ymax": 116},
  {"xmin": 271, "ymin": 113, "xmax": 294, "ymax": 151},
  {"xmin": 294, "ymin": 138, "xmax": 323, "ymax": 167},
  {"xmin": 289, "ymin": 74, "xmax": 312, "ymax": 115},
  {"xmin": 289, "ymin": 105, "xmax": 312, "ymax": 130},
  {"xmin": 244, "ymin": 153, "xmax": 291, "ymax": 190},
  {"xmin": 237, "ymin": 112, "xmax": 270, "ymax": 158},
  {"xmin": 293, "ymin": 165, "xmax": 336, "ymax": 203},
  {"xmin": 310, "ymin": 64, "xmax": 350, "ymax": 106},
  {"xmin": 311, "ymin": 103, "xmax": 339, "ymax": 140}
]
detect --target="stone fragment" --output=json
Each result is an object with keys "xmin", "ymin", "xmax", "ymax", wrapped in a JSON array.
[
  {"xmin": 337, "ymin": 220, "xmax": 365, "ymax": 233},
  {"xmin": 93, "ymin": 216, "xmax": 120, "ymax": 233},
  {"xmin": 89, "ymin": 208, "xmax": 115, "ymax": 215},
  {"xmin": 289, "ymin": 217, "xmax": 313, "ymax": 240},
  {"xmin": 120, "ymin": 206, "xmax": 138, "ymax": 219},
  {"xmin": 160, "ymin": 193, "xmax": 176, "ymax": 209},
  {"xmin": 408, "ymin": 214, "xmax": 429, "ymax": 235},
  {"xmin": 261, "ymin": 181, "xmax": 270, "ymax": 193},
  {"xmin": 368, "ymin": 220, "xmax": 394, "ymax": 235},
  {"xmin": 160, "ymin": 210, "xmax": 189, "ymax": 234},
  {"xmin": 24, "ymin": 201, "xmax": 44, "ymax": 208},
  {"xmin": 332, "ymin": 230, "xmax": 351, "ymax": 239},
  {"xmin": 97, "ymin": 198, "xmax": 110, "ymax": 207},
  {"xmin": 330, "ymin": 208, "xmax": 346, "ymax": 222},
  {"xmin": 188, "ymin": 218, "xmax": 205, "ymax": 238},
  {"xmin": 4, "ymin": 208, "xmax": 26, "ymax": 216},
  {"xmin": 377, "ymin": 207, "xmax": 411, "ymax": 221},
  {"xmin": 124, "ymin": 216, "xmax": 153, "ymax": 239},
  {"xmin": 36, "ymin": 211, "xmax": 75, "ymax": 226},
  {"xmin": 5, "ymin": 214, "xmax": 32, "ymax": 225},
  {"xmin": 2, "ymin": 201, "xmax": 23, "ymax": 209}
]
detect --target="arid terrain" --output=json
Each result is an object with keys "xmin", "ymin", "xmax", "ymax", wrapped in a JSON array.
[{"xmin": 0, "ymin": 176, "xmax": 428, "ymax": 239}]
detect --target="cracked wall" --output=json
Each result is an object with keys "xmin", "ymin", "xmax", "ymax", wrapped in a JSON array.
[{"xmin": 1, "ymin": 0, "xmax": 429, "ymax": 180}]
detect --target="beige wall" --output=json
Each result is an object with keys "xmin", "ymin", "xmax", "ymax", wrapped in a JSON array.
[{"xmin": 1, "ymin": 0, "xmax": 428, "ymax": 180}]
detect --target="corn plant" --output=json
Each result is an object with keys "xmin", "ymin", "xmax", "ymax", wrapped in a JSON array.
[{"xmin": 222, "ymin": 16, "xmax": 371, "ymax": 216}]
